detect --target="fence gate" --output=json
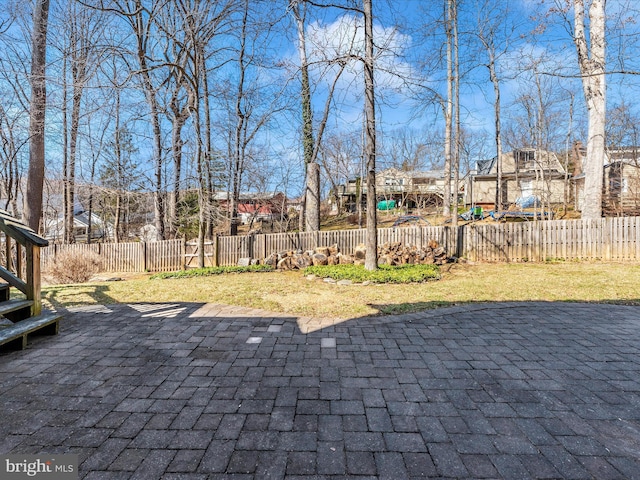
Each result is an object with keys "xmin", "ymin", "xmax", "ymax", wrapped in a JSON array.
[{"xmin": 184, "ymin": 241, "xmax": 216, "ymax": 268}]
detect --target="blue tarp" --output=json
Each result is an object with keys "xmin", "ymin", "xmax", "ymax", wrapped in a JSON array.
[{"xmin": 515, "ymin": 195, "xmax": 540, "ymax": 208}]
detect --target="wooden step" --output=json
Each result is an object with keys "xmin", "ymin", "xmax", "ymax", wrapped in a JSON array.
[
  {"xmin": 0, "ymin": 311, "xmax": 61, "ymax": 350},
  {"xmin": 0, "ymin": 283, "xmax": 9, "ymax": 302},
  {"xmin": 0, "ymin": 299, "xmax": 33, "ymax": 322}
]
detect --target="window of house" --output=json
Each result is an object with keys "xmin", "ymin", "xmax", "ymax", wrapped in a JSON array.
[
  {"xmin": 515, "ymin": 150, "xmax": 536, "ymax": 169},
  {"xmin": 384, "ymin": 178, "xmax": 403, "ymax": 186},
  {"xmin": 414, "ymin": 177, "xmax": 436, "ymax": 185}
]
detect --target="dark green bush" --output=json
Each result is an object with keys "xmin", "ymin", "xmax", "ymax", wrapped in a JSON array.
[
  {"xmin": 304, "ymin": 263, "xmax": 440, "ymax": 283},
  {"xmin": 151, "ymin": 264, "xmax": 273, "ymax": 279}
]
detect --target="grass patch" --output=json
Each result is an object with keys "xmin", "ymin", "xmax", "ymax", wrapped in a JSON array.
[
  {"xmin": 304, "ymin": 263, "xmax": 440, "ymax": 283},
  {"xmin": 150, "ymin": 264, "xmax": 273, "ymax": 279},
  {"xmin": 42, "ymin": 262, "xmax": 640, "ymax": 320}
]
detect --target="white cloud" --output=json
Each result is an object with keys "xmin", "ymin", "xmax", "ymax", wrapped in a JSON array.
[{"xmin": 305, "ymin": 14, "xmax": 415, "ymax": 98}]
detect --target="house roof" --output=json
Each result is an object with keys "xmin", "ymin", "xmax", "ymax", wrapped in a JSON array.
[
  {"xmin": 379, "ymin": 167, "xmax": 444, "ymax": 178},
  {"xmin": 476, "ymin": 158, "xmax": 496, "ymax": 175},
  {"xmin": 211, "ymin": 191, "xmax": 284, "ymax": 202},
  {"xmin": 237, "ymin": 204, "xmax": 277, "ymax": 215},
  {"xmin": 474, "ymin": 150, "xmax": 566, "ymax": 176}
]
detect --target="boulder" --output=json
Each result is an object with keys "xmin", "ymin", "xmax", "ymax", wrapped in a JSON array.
[
  {"xmin": 264, "ymin": 253, "xmax": 278, "ymax": 267},
  {"xmin": 339, "ymin": 254, "xmax": 354, "ymax": 265},
  {"xmin": 277, "ymin": 256, "xmax": 295, "ymax": 270},
  {"xmin": 312, "ymin": 253, "xmax": 328, "ymax": 266},
  {"xmin": 354, "ymin": 243, "xmax": 366, "ymax": 260}
]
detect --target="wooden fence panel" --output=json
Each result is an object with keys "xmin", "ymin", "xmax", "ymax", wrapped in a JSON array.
[
  {"xmin": 39, "ymin": 217, "xmax": 640, "ymax": 272},
  {"xmin": 145, "ymin": 239, "xmax": 184, "ymax": 272},
  {"xmin": 185, "ymin": 241, "xmax": 216, "ymax": 268},
  {"xmin": 100, "ymin": 242, "xmax": 142, "ymax": 272}
]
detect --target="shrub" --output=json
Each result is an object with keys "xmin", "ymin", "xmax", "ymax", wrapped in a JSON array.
[
  {"xmin": 47, "ymin": 251, "xmax": 103, "ymax": 284},
  {"xmin": 304, "ymin": 263, "xmax": 440, "ymax": 283},
  {"xmin": 150, "ymin": 264, "xmax": 274, "ymax": 279}
]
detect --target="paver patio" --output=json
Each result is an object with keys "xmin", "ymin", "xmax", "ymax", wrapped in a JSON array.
[{"xmin": 1, "ymin": 301, "xmax": 639, "ymax": 479}]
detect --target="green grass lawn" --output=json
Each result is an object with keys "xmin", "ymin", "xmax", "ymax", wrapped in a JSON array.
[{"xmin": 42, "ymin": 261, "xmax": 640, "ymax": 320}]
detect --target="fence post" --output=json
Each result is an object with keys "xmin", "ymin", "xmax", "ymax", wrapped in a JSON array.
[
  {"xmin": 263, "ymin": 234, "xmax": 267, "ymax": 261},
  {"xmin": 456, "ymin": 225, "xmax": 463, "ymax": 259},
  {"xmin": 181, "ymin": 238, "xmax": 186, "ymax": 270},
  {"xmin": 143, "ymin": 242, "xmax": 148, "ymax": 272},
  {"xmin": 214, "ymin": 236, "xmax": 219, "ymax": 267}
]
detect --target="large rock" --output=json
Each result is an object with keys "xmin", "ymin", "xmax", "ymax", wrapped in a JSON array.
[
  {"xmin": 312, "ymin": 253, "xmax": 328, "ymax": 266},
  {"xmin": 277, "ymin": 256, "xmax": 296, "ymax": 270},
  {"xmin": 295, "ymin": 254, "xmax": 312, "ymax": 269},
  {"xmin": 264, "ymin": 253, "xmax": 278, "ymax": 267},
  {"xmin": 354, "ymin": 243, "xmax": 366, "ymax": 260},
  {"xmin": 339, "ymin": 254, "xmax": 354, "ymax": 265}
]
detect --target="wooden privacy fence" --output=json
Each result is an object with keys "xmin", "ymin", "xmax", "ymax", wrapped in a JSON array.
[
  {"xmin": 41, "ymin": 216, "xmax": 640, "ymax": 272},
  {"xmin": 41, "ymin": 239, "xmax": 184, "ymax": 273}
]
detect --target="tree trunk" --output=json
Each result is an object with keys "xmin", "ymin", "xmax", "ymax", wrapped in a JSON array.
[
  {"xmin": 489, "ymin": 56, "xmax": 503, "ymax": 212},
  {"xmin": 133, "ymin": 2, "xmax": 165, "ymax": 240},
  {"xmin": 291, "ymin": 1, "xmax": 346, "ymax": 231},
  {"xmin": 305, "ymin": 162, "xmax": 320, "ymax": 231},
  {"xmin": 364, "ymin": 0, "xmax": 377, "ymax": 271},
  {"xmin": 442, "ymin": 0, "xmax": 453, "ymax": 219},
  {"xmin": 452, "ymin": 0, "xmax": 460, "ymax": 228},
  {"xmin": 24, "ymin": 0, "xmax": 50, "ymax": 232},
  {"xmin": 230, "ymin": 0, "xmax": 250, "ymax": 237},
  {"xmin": 65, "ymin": 72, "xmax": 83, "ymax": 244},
  {"xmin": 574, "ymin": 0, "xmax": 606, "ymax": 219},
  {"xmin": 292, "ymin": 1, "xmax": 320, "ymax": 231},
  {"xmin": 201, "ymin": 42, "xmax": 214, "ymax": 239}
]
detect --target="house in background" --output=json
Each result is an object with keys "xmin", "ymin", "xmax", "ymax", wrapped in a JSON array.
[
  {"xmin": 338, "ymin": 167, "xmax": 457, "ymax": 213},
  {"xmin": 574, "ymin": 145, "xmax": 640, "ymax": 215},
  {"xmin": 212, "ymin": 191, "xmax": 287, "ymax": 225},
  {"xmin": 467, "ymin": 149, "xmax": 568, "ymax": 209},
  {"xmin": 604, "ymin": 147, "xmax": 640, "ymax": 214},
  {"xmin": 44, "ymin": 204, "xmax": 114, "ymax": 243}
]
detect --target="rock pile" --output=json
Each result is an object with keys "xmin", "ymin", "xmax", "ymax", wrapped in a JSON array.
[
  {"xmin": 263, "ymin": 241, "xmax": 449, "ymax": 271},
  {"xmin": 377, "ymin": 241, "xmax": 449, "ymax": 265}
]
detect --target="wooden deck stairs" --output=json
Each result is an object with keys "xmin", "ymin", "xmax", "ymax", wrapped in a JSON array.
[{"xmin": 0, "ymin": 210, "xmax": 61, "ymax": 351}]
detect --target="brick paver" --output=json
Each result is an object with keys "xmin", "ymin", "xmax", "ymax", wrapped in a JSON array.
[{"xmin": 1, "ymin": 301, "xmax": 640, "ymax": 479}]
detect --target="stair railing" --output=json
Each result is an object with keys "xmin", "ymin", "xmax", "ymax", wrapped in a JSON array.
[{"xmin": 0, "ymin": 210, "xmax": 48, "ymax": 316}]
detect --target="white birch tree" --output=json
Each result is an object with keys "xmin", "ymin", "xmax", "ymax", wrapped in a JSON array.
[{"xmin": 573, "ymin": 0, "xmax": 606, "ymax": 219}]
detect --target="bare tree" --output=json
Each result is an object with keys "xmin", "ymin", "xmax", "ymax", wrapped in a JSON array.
[
  {"xmin": 289, "ymin": 0, "xmax": 351, "ymax": 232},
  {"xmin": 442, "ymin": 0, "xmax": 453, "ymax": 219},
  {"xmin": 573, "ymin": 0, "xmax": 606, "ymax": 219},
  {"xmin": 319, "ymin": 129, "xmax": 361, "ymax": 212},
  {"xmin": 24, "ymin": 0, "xmax": 50, "ymax": 232},
  {"xmin": 473, "ymin": 0, "xmax": 519, "ymax": 213},
  {"xmin": 290, "ymin": 1, "xmax": 317, "ymax": 231},
  {"xmin": 363, "ymin": 0, "xmax": 377, "ymax": 270},
  {"xmin": 56, "ymin": 2, "xmax": 104, "ymax": 243},
  {"xmin": 222, "ymin": 0, "xmax": 288, "ymax": 236}
]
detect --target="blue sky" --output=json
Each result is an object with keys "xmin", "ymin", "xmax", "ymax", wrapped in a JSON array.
[{"xmin": 3, "ymin": 0, "xmax": 640, "ymax": 199}]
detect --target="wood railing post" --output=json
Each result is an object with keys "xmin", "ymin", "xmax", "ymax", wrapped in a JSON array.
[{"xmin": 25, "ymin": 245, "xmax": 42, "ymax": 316}]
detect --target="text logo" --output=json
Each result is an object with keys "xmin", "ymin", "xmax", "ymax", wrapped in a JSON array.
[{"xmin": 1, "ymin": 455, "xmax": 78, "ymax": 479}]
